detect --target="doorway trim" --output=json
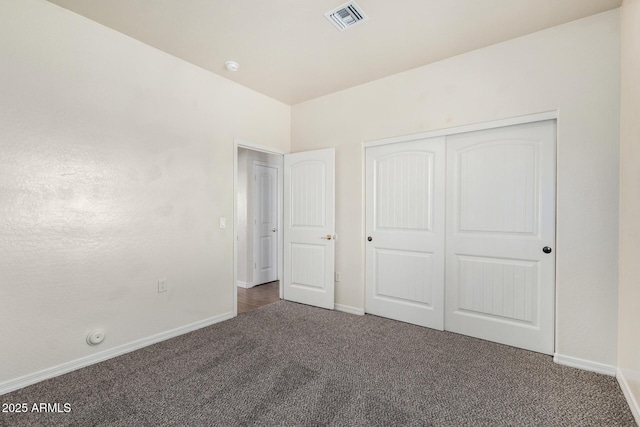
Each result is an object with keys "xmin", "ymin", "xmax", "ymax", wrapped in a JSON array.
[
  {"xmin": 234, "ymin": 139, "xmax": 285, "ymax": 317},
  {"xmin": 363, "ymin": 111, "xmax": 558, "ymax": 148}
]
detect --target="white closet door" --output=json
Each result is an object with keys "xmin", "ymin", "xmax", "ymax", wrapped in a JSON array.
[
  {"xmin": 283, "ymin": 148, "xmax": 335, "ymax": 309},
  {"xmin": 445, "ymin": 120, "xmax": 556, "ymax": 354},
  {"xmin": 365, "ymin": 137, "xmax": 446, "ymax": 329}
]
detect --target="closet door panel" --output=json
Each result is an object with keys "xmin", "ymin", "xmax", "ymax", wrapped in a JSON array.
[
  {"xmin": 445, "ymin": 120, "xmax": 556, "ymax": 355},
  {"xmin": 365, "ymin": 137, "xmax": 446, "ymax": 330}
]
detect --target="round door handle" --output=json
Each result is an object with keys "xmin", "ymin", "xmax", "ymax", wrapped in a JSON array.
[
  {"xmin": 272, "ymin": 228, "xmax": 277, "ymax": 232},
  {"xmin": 543, "ymin": 246, "xmax": 552, "ymax": 254},
  {"xmin": 321, "ymin": 234, "xmax": 333, "ymax": 240},
  {"xmin": 367, "ymin": 236, "xmax": 373, "ymax": 242}
]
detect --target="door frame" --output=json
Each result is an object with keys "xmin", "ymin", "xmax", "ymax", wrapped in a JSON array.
[
  {"xmin": 234, "ymin": 140, "xmax": 285, "ymax": 317},
  {"xmin": 364, "ymin": 111, "xmax": 558, "ymax": 148},
  {"xmin": 252, "ymin": 161, "xmax": 279, "ymax": 286}
]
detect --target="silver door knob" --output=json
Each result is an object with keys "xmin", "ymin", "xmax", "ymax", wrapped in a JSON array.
[{"xmin": 272, "ymin": 228, "xmax": 277, "ymax": 232}]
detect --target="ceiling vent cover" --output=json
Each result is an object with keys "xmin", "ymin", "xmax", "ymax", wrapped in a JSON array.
[{"xmin": 325, "ymin": 1, "xmax": 368, "ymax": 31}]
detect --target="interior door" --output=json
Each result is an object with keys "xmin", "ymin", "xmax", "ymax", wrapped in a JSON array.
[
  {"xmin": 253, "ymin": 163, "xmax": 278, "ymax": 285},
  {"xmin": 365, "ymin": 137, "xmax": 446, "ymax": 329},
  {"xmin": 445, "ymin": 120, "xmax": 556, "ymax": 354},
  {"xmin": 283, "ymin": 148, "xmax": 335, "ymax": 309}
]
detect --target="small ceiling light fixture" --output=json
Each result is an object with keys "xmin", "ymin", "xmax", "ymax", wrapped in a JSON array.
[{"xmin": 224, "ymin": 60, "xmax": 240, "ymax": 72}]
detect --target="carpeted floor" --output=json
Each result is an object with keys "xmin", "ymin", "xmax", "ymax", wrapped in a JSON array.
[{"xmin": 1, "ymin": 301, "xmax": 636, "ymax": 426}]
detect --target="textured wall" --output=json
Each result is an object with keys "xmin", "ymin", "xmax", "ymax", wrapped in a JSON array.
[
  {"xmin": 618, "ymin": 0, "xmax": 640, "ymax": 420},
  {"xmin": 0, "ymin": 0, "xmax": 290, "ymax": 385},
  {"xmin": 291, "ymin": 11, "xmax": 620, "ymax": 366}
]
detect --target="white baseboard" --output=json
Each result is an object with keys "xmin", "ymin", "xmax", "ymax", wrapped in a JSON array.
[
  {"xmin": 335, "ymin": 303, "xmax": 365, "ymax": 315},
  {"xmin": 0, "ymin": 311, "xmax": 235, "ymax": 396},
  {"xmin": 236, "ymin": 281, "xmax": 255, "ymax": 288},
  {"xmin": 553, "ymin": 353, "xmax": 616, "ymax": 376},
  {"xmin": 617, "ymin": 368, "xmax": 640, "ymax": 425}
]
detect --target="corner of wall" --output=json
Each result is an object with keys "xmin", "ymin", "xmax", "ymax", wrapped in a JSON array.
[{"xmin": 617, "ymin": 369, "xmax": 640, "ymax": 425}]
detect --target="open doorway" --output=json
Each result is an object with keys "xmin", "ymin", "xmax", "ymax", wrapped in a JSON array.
[{"xmin": 235, "ymin": 145, "xmax": 283, "ymax": 314}]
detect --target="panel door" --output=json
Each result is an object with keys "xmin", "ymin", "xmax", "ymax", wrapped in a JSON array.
[
  {"xmin": 445, "ymin": 120, "xmax": 556, "ymax": 354},
  {"xmin": 254, "ymin": 164, "xmax": 278, "ymax": 285},
  {"xmin": 283, "ymin": 148, "xmax": 335, "ymax": 309},
  {"xmin": 365, "ymin": 137, "xmax": 446, "ymax": 329}
]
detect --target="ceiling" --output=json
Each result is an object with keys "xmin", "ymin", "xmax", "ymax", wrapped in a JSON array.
[{"xmin": 45, "ymin": 0, "xmax": 622, "ymax": 105}]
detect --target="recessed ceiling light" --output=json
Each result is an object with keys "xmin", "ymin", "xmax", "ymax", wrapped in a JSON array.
[{"xmin": 225, "ymin": 61, "xmax": 239, "ymax": 72}]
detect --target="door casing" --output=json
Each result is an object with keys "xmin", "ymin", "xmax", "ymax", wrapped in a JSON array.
[{"xmin": 234, "ymin": 141, "xmax": 285, "ymax": 315}]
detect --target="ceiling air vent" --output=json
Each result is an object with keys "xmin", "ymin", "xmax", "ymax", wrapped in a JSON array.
[{"xmin": 325, "ymin": 1, "xmax": 368, "ymax": 31}]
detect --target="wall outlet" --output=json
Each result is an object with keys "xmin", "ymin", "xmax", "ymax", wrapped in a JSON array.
[
  {"xmin": 158, "ymin": 279, "xmax": 167, "ymax": 293},
  {"xmin": 219, "ymin": 217, "xmax": 226, "ymax": 229},
  {"xmin": 335, "ymin": 272, "xmax": 341, "ymax": 282}
]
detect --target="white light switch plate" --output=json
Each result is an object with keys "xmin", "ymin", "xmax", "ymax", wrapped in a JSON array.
[{"xmin": 219, "ymin": 217, "xmax": 226, "ymax": 229}]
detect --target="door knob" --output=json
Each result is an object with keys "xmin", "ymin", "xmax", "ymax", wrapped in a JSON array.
[
  {"xmin": 542, "ymin": 246, "xmax": 552, "ymax": 254},
  {"xmin": 321, "ymin": 234, "xmax": 333, "ymax": 240},
  {"xmin": 272, "ymin": 228, "xmax": 277, "ymax": 232},
  {"xmin": 367, "ymin": 236, "xmax": 372, "ymax": 242}
]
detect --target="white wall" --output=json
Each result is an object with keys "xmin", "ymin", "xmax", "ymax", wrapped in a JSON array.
[
  {"xmin": 618, "ymin": 0, "xmax": 640, "ymax": 421},
  {"xmin": 291, "ymin": 11, "xmax": 620, "ymax": 367},
  {"xmin": 0, "ymin": 0, "xmax": 290, "ymax": 387},
  {"xmin": 236, "ymin": 148, "xmax": 282, "ymax": 286}
]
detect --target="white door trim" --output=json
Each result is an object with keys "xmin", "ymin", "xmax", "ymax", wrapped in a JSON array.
[
  {"xmin": 363, "ymin": 111, "xmax": 558, "ymax": 148},
  {"xmin": 233, "ymin": 140, "xmax": 285, "ymax": 317},
  {"xmin": 235, "ymin": 139, "xmax": 286, "ymax": 155}
]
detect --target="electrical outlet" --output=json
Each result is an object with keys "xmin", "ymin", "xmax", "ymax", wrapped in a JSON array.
[
  {"xmin": 219, "ymin": 217, "xmax": 226, "ymax": 229},
  {"xmin": 158, "ymin": 279, "xmax": 167, "ymax": 293},
  {"xmin": 335, "ymin": 272, "xmax": 341, "ymax": 282}
]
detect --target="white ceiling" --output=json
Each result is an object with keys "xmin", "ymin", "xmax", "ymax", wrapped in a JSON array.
[{"xmin": 46, "ymin": 0, "xmax": 622, "ymax": 105}]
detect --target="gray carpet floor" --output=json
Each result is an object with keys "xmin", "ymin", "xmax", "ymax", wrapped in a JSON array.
[{"xmin": 1, "ymin": 301, "xmax": 636, "ymax": 426}]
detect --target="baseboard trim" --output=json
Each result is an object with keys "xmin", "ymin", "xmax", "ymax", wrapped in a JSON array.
[
  {"xmin": 236, "ymin": 280, "xmax": 255, "ymax": 289},
  {"xmin": 553, "ymin": 353, "xmax": 616, "ymax": 376},
  {"xmin": 236, "ymin": 281, "xmax": 254, "ymax": 288},
  {"xmin": 0, "ymin": 311, "xmax": 235, "ymax": 396},
  {"xmin": 617, "ymin": 368, "xmax": 640, "ymax": 425},
  {"xmin": 335, "ymin": 304, "xmax": 365, "ymax": 315}
]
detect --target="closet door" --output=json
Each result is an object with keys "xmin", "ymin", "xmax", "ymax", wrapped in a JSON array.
[
  {"xmin": 365, "ymin": 137, "xmax": 446, "ymax": 329},
  {"xmin": 445, "ymin": 120, "xmax": 556, "ymax": 354}
]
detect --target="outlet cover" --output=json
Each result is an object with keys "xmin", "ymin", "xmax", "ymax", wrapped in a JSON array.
[{"xmin": 158, "ymin": 279, "xmax": 167, "ymax": 293}]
